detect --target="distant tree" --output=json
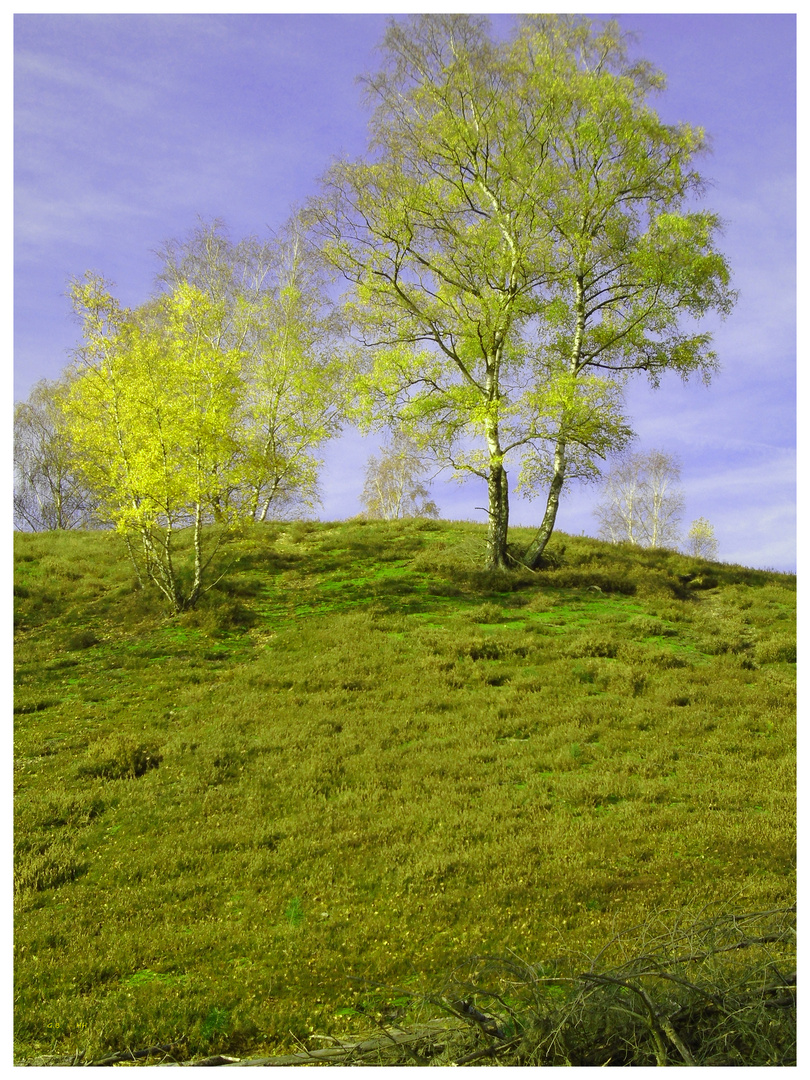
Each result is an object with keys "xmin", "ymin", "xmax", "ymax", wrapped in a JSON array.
[
  {"xmin": 360, "ymin": 434, "xmax": 440, "ymax": 520},
  {"xmin": 686, "ymin": 517, "xmax": 718, "ymax": 561},
  {"xmin": 14, "ymin": 377, "xmax": 98, "ymax": 531},
  {"xmin": 311, "ymin": 14, "xmax": 735, "ymax": 572},
  {"xmin": 594, "ymin": 450, "xmax": 684, "ymax": 549}
]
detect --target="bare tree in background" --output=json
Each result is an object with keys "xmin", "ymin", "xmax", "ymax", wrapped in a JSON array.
[
  {"xmin": 360, "ymin": 434, "xmax": 440, "ymax": 521},
  {"xmin": 594, "ymin": 450, "xmax": 684, "ymax": 549},
  {"xmin": 14, "ymin": 378, "xmax": 98, "ymax": 531},
  {"xmin": 686, "ymin": 517, "xmax": 719, "ymax": 561}
]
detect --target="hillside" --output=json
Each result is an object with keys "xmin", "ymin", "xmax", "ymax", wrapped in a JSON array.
[{"xmin": 14, "ymin": 519, "xmax": 796, "ymax": 1065}]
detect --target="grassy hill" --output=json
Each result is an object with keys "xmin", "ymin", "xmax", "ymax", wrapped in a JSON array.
[{"xmin": 13, "ymin": 519, "xmax": 796, "ymax": 1065}]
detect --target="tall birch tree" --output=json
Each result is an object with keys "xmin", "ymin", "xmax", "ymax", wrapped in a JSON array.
[
  {"xmin": 513, "ymin": 16, "xmax": 735, "ymax": 565},
  {"xmin": 311, "ymin": 14, "xmax": 735, "ymax": 570},
  {"xmin": 312, "ymin": 15, "xmax": 625, "ymax": 569}
]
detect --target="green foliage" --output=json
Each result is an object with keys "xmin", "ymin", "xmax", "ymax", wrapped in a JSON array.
[
  {"xmin": 156, "ymin": 219, "xmax": 346, "ymax": 522},
  {"xmin": 64, "ymin": 275, "xmax": 249, "ymax": 610},
  {"xmin": 60, "ymin": 218, "xmax": 346, "ymax": 612},
  {"xmin": 14, "ymin": 521, "xmax": 794, "ymax": 1064},
  {"xmin": 312, "ymin": 15, "xmax": 735, "ymax": 569}
]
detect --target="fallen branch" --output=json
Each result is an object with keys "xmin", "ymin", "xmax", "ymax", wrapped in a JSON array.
[
  {"xmin": 88, "ymin": 1043, "xmax": 182, "ymax": 1066},
  {"xmin": 230, "ymin": 1018, "xmax": 467, "ymax": 1067}
]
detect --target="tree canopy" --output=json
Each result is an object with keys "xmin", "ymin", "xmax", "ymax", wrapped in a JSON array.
[
  {"xmin": 60, "ymin": 221, "xmax": 346, "ymax": 610},
  {"xmin": 311, "ymin": 14, "xmax": 735, "ymax": 569}
]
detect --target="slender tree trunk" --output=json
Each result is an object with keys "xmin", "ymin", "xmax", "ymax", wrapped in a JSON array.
[
  {"xmin": 54, "ymin": 480, "xmax": 65, "ymax": 530},
  {"xmin": 123, "ymin": 533, "xmax": 146, "ymax": 588},
  {"xmin": 257, "ymin": 475, "xmax": 283, "ymax": 521},
  {"xmin": 141, "ymin": 524, "xmax": 183, "ymax": 612},
  {"xmin": 523, "ymin": 433, "xmax": 567, "ymax": 569},
  {"xmin": 188, "ymin": 502, "xmax": 204, "ymax": 610},
  {"xmin": 484, "ymin": 416, "xmax": 509, "ymax": 571},
  {"xmin": 522, "ymin": 274, "xmax": 586, "ymax": 570}
]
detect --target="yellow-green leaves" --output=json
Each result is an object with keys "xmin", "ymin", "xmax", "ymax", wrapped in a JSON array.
[
  {"xmin": 313, "ymin": 15, "xmax": 734, "ymax": 570},
  {"xmin": 62, "ymin": 221, "xmax": 346, "ymax": 609},
  {"xmin": 66, "ymin": 279, "xmax": 243, "ymax": 533}
]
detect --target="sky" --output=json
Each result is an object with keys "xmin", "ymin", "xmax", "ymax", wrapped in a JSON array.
[{"xmin": 12, "ymin": 7, "xmax": 798, "ymax": 572}]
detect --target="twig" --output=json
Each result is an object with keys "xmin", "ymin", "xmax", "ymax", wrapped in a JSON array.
[
  {"xmin": 453, "ymin": 1036, "xmax": 521, "ymax": 1065},
  {"xmin": 88, "ymin": 1042, "xmax": 182, "ymax": 1066},
  {"xmin": 230, "ymin": 1020, "xmax": 467, "ymax": 1067}
]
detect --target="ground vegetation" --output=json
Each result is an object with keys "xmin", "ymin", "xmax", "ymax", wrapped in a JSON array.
[{"xmin": 14, "ymin": 519, "xmax": 795, "ymax": 1064}]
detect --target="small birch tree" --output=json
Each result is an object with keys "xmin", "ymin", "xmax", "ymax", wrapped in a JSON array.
[
  {"xmin": 14, "ymin": 377, "xmax": 98, "ymax": 531},
  {"xmin": 360, "ymin": 434, "xmax": 439, "ymax": 520},
  {"xmin": 64, "ymin": 275, "xmax": 248, "ymax": 611},
  {"xmin": 686, "ymin": 517, "xmax": 718, "ymax": 561},
  {"xmin": 594, "ymin": 450, "xmax": 684, "ymax": 549}
]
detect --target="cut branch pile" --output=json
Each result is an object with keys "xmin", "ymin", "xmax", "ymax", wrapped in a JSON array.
[{"xmin": 21, "ymin": 905, "xmax": 795, "ymax": 1067}]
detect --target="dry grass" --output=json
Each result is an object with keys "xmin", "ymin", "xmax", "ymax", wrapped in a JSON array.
[{"xmin": 13, "ymin": 520, "xmax": 795, "ymax": 1064}]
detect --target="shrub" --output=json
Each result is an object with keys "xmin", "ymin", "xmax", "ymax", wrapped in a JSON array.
[
  {"xmin": 464, "ymin": 602, "xmax": 506, "ymax": 624},
  {"xmin": 15, "ymin": 837, "xmax": 86, "ymax": 896},
  {"xmin": 76, "ymin": 735, "xmax": 162, "ymax": 780},
  {"xmin": 755, "ymin": 636, "xmax": 797, "ymax": 664},
  {"xmin": 66, "ymin": 629, "xmax": 101, "ymax": 650}
]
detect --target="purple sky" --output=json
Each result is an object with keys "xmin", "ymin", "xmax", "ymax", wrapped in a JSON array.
[{"xmin": 13, "ymin": 10, "xmax": 797, "ymax": 571}]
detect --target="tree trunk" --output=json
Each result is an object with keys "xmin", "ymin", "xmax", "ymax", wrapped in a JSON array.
[
  {"xmin": 522, "ymin": 274, "xmax": 586, "ymax": 571},
  {"xmin": 141, "ymin": 525, "xmax": 183, "ymax": 612},
  {"xmin": 485, "ymin": 456, "xmax": 510, "ymax": 570},
  {"xmin": 188, "ymin": 502, "xmax": 204, "ymax": 610},
  {"xmin": 523, "ymin": 433, "xmax": 566, "ymax": 569},
  {"xmin": 483, "ymin": 409, "xmax": 509, "ymax": 570}
]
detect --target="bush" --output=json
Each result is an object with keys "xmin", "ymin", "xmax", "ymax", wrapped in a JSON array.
[
  {"xmin": 76, "ymin": 735, "xmax": 162, "ymax": 780},
  {"xmin": 755, "ymin": 636, "xmax": 797, "ymax": 664},
  {"xmin": 15, "ymin": 837, "xmax": 87, "ymax": 896},
  {"xmin": 66, "ymin": 629, "xmax": 101, "ymax": 650}
]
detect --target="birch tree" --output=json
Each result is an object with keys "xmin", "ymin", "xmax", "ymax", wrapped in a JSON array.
[
  {"xmin": 360, "ymin": 433, "xmax": 439, "ymax": 520},
  {"xmin": 311, "ymin": 14, "xmax": 735, "ymax": 570},
  {"xmin": 514, "ymin": 16, "xmax": 735, "ymax": 566},
  {"xmin": 686, "ymin": 517, "xmax": 718, "ymax": 560},
  {"xmin": 64, "ymin": 275, "xmax": 249, "ymax": 611},
  {"xmin": 14, "ymin": 377, "xmax": 98, "ymax": 531},
  {"xmin": 594, "ymin": 449, "xmax": 684, "ymax": 549},
  {"xmin": 311, "ymin": 15, "xmax": 630, "ymax": 569},
  {"xmin": 156, "ymin": 219, "xmax": 346, "ymax": 520}
]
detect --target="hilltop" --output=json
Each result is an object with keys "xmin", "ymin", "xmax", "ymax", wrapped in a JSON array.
[{"xmin": 14, "ymin": 519, "xmax": 796, "ymax": 1065}]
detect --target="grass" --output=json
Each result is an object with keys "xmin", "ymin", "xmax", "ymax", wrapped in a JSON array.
[{"xmin": 13, "ymin": 518, "xmax": 796, "ymax": 1064}]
